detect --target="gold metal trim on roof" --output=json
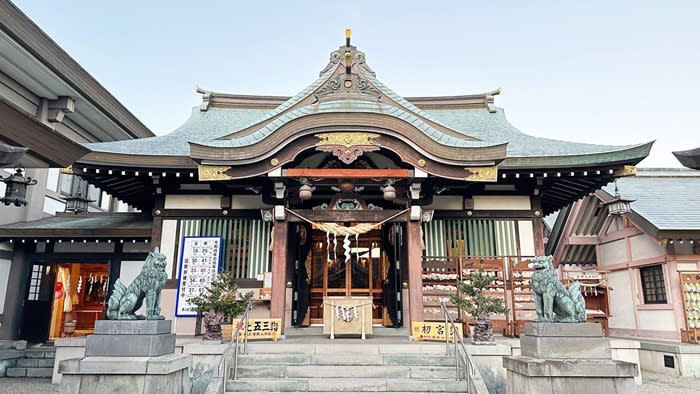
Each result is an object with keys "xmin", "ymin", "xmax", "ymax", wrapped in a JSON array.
[
  {"xmin": 198, "ymin": 165, "xmax": 232, "ymax": 181},
  {"xmin": 622, "ymin": 165, "xmax": 636, "ymax": 176},
  {"xmin": 60, "ymin": 165, "xmax": 73, "ymax": 174},
  {"xmin": 315, "ymin": 132, "xmax": 380, "ymax": 148},
  {"xmin": 464, "ymin": 166, "xmax": 498, "ymax": 182}
]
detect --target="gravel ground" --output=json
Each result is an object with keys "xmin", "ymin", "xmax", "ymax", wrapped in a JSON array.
[
  {"xmin": 639, "ymin": 371, "xmax": 699, "ymax": 394},
  {"xmin": 1, "ymin": 371, "xmax": 699, "ymax": 393},
  {"xmin": 0, "ymin": 377, "xmax": 57, "ymax": 393}
]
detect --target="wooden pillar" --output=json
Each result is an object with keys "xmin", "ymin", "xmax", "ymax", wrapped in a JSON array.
[
  {"xmin": 270, "ymin": 220, "xmax": 288, "ymax": 328},
  {"xmin": 407, "ymin": 220, "xmax": 424, "ymax": 323},
  {"xmin": 531, "ymin": 195, "xmax": 545, "ymax": 256},
  {"xmin": 151, "ymin": 195, "xmax": 165, "ymax": 249}
]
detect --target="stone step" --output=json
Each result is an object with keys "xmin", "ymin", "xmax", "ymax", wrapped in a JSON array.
[
  {"xmin": 6, "ymin": 367, "xmax": 53, "ymax": 378},
  {"xmin": 244, "ymin": 342, "xmax": 446, "ymax": 355},
  {"xmin": 237, "ymin": 353, "xmax": 455, "ymax": 367},
  {"xmin": 226, "ymin": 378, "xmax": 469, "ymax": 392},
  {"xmin": 236, "ymin": 364, "xmax": 456, "ymax": 379},
  {"xmin": 16, "ymin": 357, "xmax": 55, "ymax": 368},
  {"xmin": 24, "ymin": 347, "xmax": 56, "ymax": 359},
  {"xmin": 284, "ymin": 326, "xmax": 410, "ymax": 337}
]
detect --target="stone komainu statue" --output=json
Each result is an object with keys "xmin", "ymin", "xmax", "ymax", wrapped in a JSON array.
[
  {"xmin": 106, "ymin": 247, "xmax": 168, "ymax": 320},
  {"xmin": 529, "ymin": 255, "xmax": 586, "ymax": 323}
]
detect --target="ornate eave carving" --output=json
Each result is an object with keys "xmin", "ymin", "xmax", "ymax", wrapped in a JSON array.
[
  {"xmin": 464, "ymin": 166, "xmax": 498, "ymax": 182},
  {"xmin": 198, "ymin": 165, "xmax": 232, "ymax": 181},
  {"xmin": 315, "ymin": 132, "xmax": 381, "ymax": 164}
]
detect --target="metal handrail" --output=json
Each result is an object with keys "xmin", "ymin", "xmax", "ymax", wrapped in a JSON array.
[
  {"xmin": 440, "ymin": 302, "xmax": 478, "ymax": 394},
  {"xmin": 218, "ymin": 301, "xmax": 254, "ymax": 386}
]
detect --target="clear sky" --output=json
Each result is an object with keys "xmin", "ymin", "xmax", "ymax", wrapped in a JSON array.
[{"xmin": 12, "ymin": 1, "xmax": 699, "ymax": 167}]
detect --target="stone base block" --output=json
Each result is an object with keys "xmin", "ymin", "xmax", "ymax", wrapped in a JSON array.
[
  {"xmin": 524, "ymin": 322, "xmax": 603, "ymax": 337},
  {"xmin": 94, "ymin": 320, "xmax": 172, "ymax": 335},
  {"xmin": 504, "ymin": 356, "xmax": 638, "ymax": 394},
  {"xmin": 520, "ymin": 335, "xmax": 611, "ymax": 359},
  {"xmin": 59, "ymin": 353, "xmax": 191, "ymax": 394},
  {"xmin": 85, "ymin": 333, "xmax": 175, "ymax": 357}
]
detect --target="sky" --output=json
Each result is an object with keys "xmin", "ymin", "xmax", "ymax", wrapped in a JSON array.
[{"xmin": 12, "ymin": 1, "xmax": 700, "ymax": 168}]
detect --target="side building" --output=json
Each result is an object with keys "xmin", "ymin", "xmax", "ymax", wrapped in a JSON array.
[{"xmin": 0, "ymin": 1, "xmax": 153, "ymax": 341}]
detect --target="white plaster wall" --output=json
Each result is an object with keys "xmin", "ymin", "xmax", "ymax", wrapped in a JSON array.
[
  {"xmin": 608, "ymin": 271, "xmax": 637, "ymax": 329},
  {"xmin": 598, "ymin": 239, "xmax": 628, "ymax": 267},
  {"xmin": 53, "ymin": 242, "xmax": 115, "ymax": 253},
  {"xmin": 424, "ymin": 196, "xmax": 463, "ymax": 210},
  {"xmin": 161, "ymin": 219, "xmax": 178, "ymax": 279},
  {"xmin": 232, "ymin": 195, "xmax": 269, "ymax": 209},
  {"xmin": 639, "ymin": 309, "xmax": 677, "ymax": 332},
  {"xmin": 0, "ymin": 258, "xmax": 11, "ymax": 314},
  {"xmin": 165, "ymin": 195, "xmax": 221, "ymax": 209},
  {"xmin": 629, "ymin": 234, "xmax": 665, "ymax": 261},
  {"xmin": 43, "ymin": 196, "xmax": 65, "ymax": 215},
  {"xmin": 677, "ymin": 262, "xmax": 700, "ymax": 271},
  {"xmin": 518, "ymin": 221, "xmax": 535, "ymax": 257},
  {"xmin": 473, "ymin": 196, "xmax": 531, "ymax": 210}
]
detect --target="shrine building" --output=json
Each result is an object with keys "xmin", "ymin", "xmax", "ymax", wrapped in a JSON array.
[{"xmin": 0, "ymin": 31, "xmax": 653, "ymax": 340}]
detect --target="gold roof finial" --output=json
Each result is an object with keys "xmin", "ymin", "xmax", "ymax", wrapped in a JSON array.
[{"xmin": 345, "ymin": 28, "xmax": 352, "ymax": 47}]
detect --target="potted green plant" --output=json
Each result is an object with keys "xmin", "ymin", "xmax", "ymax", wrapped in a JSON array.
[
  {"xmin": 188, "ymin": 271, "xmax": 254, "ymax": 341},
  {"xmin": 449, "ymin": 267, "xmax": 508, "ymax": 344}
]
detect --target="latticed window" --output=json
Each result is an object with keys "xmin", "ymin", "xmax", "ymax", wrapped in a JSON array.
[
  {"xmin": 178, "ymin": 218, "xmax": 271, "ymax": 279},
  {"xmin": 640, "ymin": 265, "xmax": 667, "ymax": 304},
  {"xmin": 422, "ymin": 219, "xmax": 518, "ymax": 257}
]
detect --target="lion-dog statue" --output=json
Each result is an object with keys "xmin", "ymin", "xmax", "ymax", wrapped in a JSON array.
[
  {"xmin": 529, "ymin": 255, "xmax": 586, "ymax": 323},
  {"xmin": 106, "ymin": 247, "xmax": 168, "ymax": 320}
]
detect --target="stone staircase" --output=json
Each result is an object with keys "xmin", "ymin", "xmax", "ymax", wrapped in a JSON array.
[
  {"xmin": 5, "ymin": 344, "xmax": 55, "ymax": 378},
  {"xmin": 224, "ymin": 330, "xmax": 476, "ymax": 393}
]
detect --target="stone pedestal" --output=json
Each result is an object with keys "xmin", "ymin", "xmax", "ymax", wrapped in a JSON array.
[
  {"xmin": 503, "ymin": 323, "xmax": 638, "ymax": 394},
  {"xmin": 59, "ymin": 320, "xmax": 191, "ymax": 394}
]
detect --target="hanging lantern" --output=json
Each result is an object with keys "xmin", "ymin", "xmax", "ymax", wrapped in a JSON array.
[
  {"xmin": 603, "ymin": 180, "xmax": 634, "ymax": 216},
  {"xmin": 0, "ymin": 168, "xmax": 37, "ymax": 206},
  {"xmin": 382, "ymin": 179, "xmax": 396, "ymax": 201},
  {"xmin": 62, "ymin": 176, "xmax": 94, "ymax": 214},
  {"xmin": 299, "ymin": 184, "xmax": 313, "ymax": 201},
  {"xmin": 298, "ymin": 178, "xmax": 314, "ymax": 201},
  {"xmin": 54, "ymin": 282, "xmax": 64, "ymax": 298}
]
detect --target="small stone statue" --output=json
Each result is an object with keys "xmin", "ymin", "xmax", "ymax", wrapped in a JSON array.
[
  {"xmin": 106, "ymin": 248, "xmax": 168, "ymax": 320},
  {"xmin": 202, "ymin": 310, "xmax": 223, "ymax": 341},
  {"xmin": 529, "ymin": 255, "xmax": 586, "ymax": 323}
]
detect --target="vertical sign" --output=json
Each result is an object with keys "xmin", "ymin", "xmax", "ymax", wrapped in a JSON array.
[{"xmin": 175, "ymin": 236, "xmax": 222, "ymax": 316}]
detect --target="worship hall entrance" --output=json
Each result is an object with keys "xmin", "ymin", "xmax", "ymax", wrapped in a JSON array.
[{"xmin": 291, "ymin": 222, "xmax": 405, "ymax": 328}]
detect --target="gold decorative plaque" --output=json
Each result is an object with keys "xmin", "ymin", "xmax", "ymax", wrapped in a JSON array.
[
  {"xmin": 464, "ymin": 166, "xmax": 498, "ymax": 182},
  {"xmin": 417, "ymin": 159, "xmax": 426, "ymax": 167},
  {"xmin": 315, "ymin": 132, "xmax": 381, "ymax": 164},
  {"xmin": 315, "ymin": 132, "xmax": 380, "ymax": 147},
  {"xmin": 270, "ymin": 158, "xmax": 279, "ymax": 166},
  {"xmin": 60, "ymin": 165, "xmax": 74, "ymax": 174},
  {"xmin": 197, "ymin": 165, "xmax": 232, "ymax": 181},
  {"xmin": 622, "ymin": 165, "xmax": 636, "ymax": 176}
]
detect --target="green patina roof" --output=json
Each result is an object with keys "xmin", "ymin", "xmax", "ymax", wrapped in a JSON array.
[
  {"xmin": 0, "ymin": 213, "xmax": 152, "ymax": 237},
  {"xmin": 603, "ymin": 169, "xmax": 700, "ymax": 231},
  {"xmin": 84, "ymin": 45, "xmax": 651, "ymax": 166},
  {"xmin": 196, "ymin": 100, "xmax": 503, "ymax": 149},
  {"xmin": 86, "ymin": 107, "xmax": 270, "ymax": 156},
  {"xmin": 424, "ymin": 108, "xmax": 652, "ymax": 166}
]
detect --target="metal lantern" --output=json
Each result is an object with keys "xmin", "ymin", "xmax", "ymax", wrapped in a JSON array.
[
  {"xmin": 0, "ymin": 168, "xmax": 37, "ymax": 206},
  {"xmin": 603, "ymin": 181, "xmax": 634, "ymax": 216},
  {"xmin": 62, "ymin": 176, "xmax": 94, "ymax": 214}
]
